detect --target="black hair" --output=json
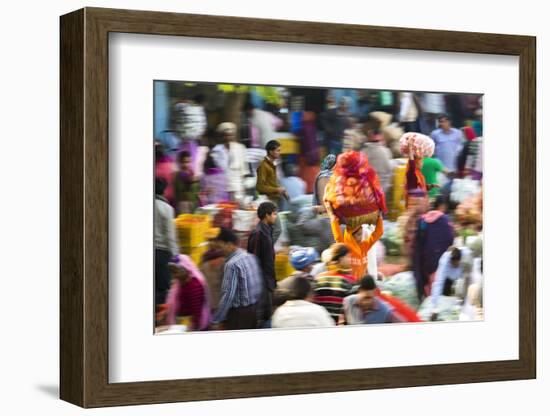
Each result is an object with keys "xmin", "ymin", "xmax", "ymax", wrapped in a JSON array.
[
  {"xmin": 265, "ymin": 140, "xmax": 281, "ymax": 153},
  {"xmin": 155, "ymin": 177, "xmax": 167, "ymax": 196},
  {"xmin": 257, "ymin": 201, "xmax": 277, "ymax": 220},
  {"xmin": 213, "ymin": 227, "xmax": 238, "ymax": 245},
  {"xmin": 331, "ymin": 244, "xmax": 349, "ymax": 263},
  {"xmin": 177, "ymin": 150, "xmax": 191, "ymax": 163},
  {"xmin": 438, "ymin": 113, "xmax": 451, "ymax": 122},
  {"xmin": 154, "ymin": 142, "xmax": 165, "ymax": 162},
  {"xmin": 203, "ymin": 153, "xmax": 217, "ymax": 171},
  {"xmin": 289, "ymin": 277, "xmax": 313, "ymax": 300},
  {"xmin": 433, "ymin": 194, "xmax": 447, "ymax": 210},
  {"xmin": 358, "ymin": 275, "xmax": 377, "ymax": 291},
  {"xmin": 193, "ymin": 93, "xmax": 205, "ymax": 105},
  {"xmin": 451, "ymin": 247, "xmax": 462, "ymax": 262},
  {"xmin": 242, "ymin": 100, "xmax": 254, "ymax": 112}
]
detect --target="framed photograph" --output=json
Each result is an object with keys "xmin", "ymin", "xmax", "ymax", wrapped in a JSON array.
[{"xmin": 60, "ymin": 7, "xmax": 536, "ymax": 408}]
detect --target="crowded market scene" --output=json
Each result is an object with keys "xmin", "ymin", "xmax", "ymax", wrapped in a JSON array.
[{"xmin": 153, "ymin": 81, "xmax": 483, "ymax": 333}]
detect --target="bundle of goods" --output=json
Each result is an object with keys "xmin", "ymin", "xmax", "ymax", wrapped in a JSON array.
[
  {"xmin": 212, "ymin": 201, "xmax": 239, "ymax": 229},
  {"xmin": 324, "ymin": 151, "xmax": 387, "ymax": 229},
  {"xmin": 454, "ymin": 190, "xmax": 482, "ymax": 226},
  {"xmin": 232, "ymin": 209, "xmax": 258, "ymax": 232},
  {"xmin": 399, "ymin": 132, "xmax": 435, "ymax": 158},
  {"xmin": 380, "ymin": 220, "xmax": 403, "ymax": 256},
  {"xmin": 417, "ymin": 295, "xmax": 461, "ymax": 321},
  {"xmin": 378, "ymin": 271, "xmax": 419, "ymax": 310},
  {"xmin": 174, "ymin": 214, "xmax": 211, "ymax": 248},
  {"xmin": 450, "ymin": 178, "xmax": 481, "ymax": 205}
]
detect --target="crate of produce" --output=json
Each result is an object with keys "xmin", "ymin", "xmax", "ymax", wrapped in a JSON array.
[
  {"xmin": 275, "ymin": 253, "xmax": 295, "ymax": 281},
  {"xmin": 175, "ymin": 214, "xmax": 211, "ymax": 248},
  {"xmin": 181, "ymin": 243, "xmax": 208, "ymax": 265}
]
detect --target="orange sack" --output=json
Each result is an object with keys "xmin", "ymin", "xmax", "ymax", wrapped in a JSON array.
[{"xmin": 324, "ymin": 151, "xmax": 387, "ymax": 229}]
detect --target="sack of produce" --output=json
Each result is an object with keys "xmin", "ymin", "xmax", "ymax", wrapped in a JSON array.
[
  {"xmin": 417, "ymin": 295, "xmax": 461, "ymax": 321},
  {"xmin": 324, "ymin": 151, "xmax": 387, "ymax": 229},
  {"xmin": 399, "ymin": 132, "xmax": 435, "ymax": 158},
  {"xmin": 379, "ymin": 271, "xmax": 419, "ymax": 310}
]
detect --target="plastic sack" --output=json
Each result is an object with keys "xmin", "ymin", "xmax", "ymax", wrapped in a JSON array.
[
  {"xmin": 379, "ymin": 271, "xmax": 420, "ymax": 310},
  {"xmin": 399, "ymin": 132, "xmax": 435, "ymax": 158}
]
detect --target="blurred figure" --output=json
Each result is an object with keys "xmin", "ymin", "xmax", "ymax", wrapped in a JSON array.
[
  {"xmin": 412, "ymin": 195, "xmax": 455, "ymax": 301},
  {"xmin": 295, "ymin": 206, "xmax": 335, "ymax": 255},
  {"xmin": 280, "ymin": 163, "xmax": 306, "ymax": 200},
  {"xmin": 325, "ymin": 202, "xmax": 384, "ymax": 280},
  {"xmin": 211, "ymin": 122, "xmax": 248, "ymax": 201},
  {"xmin": 173, "ymin": 150, "xmax": 199, "ymax": 214},
  {"xmin": 244, "ymin": 101, "xmax": 283, "ymax": 148},
  {"xmin": 456, "ymin": 125, "xmax": 480, "ymax": 179},
  {"xmin": 154, "ymin": 177, "xmax": 179, "ymax": 307},
  {"xmin": 210, "ymin": 228, "xmax": 263, "ymax": 330},
  {"xmin": 320, "ymin": 96, "xmax": 353, "ymax": 155},
  {"xmin": 199, "ymin": 228, "xmax": 225, "ymax": 314},
  {"xmin": 155, "ymin": 141, "xmax": 177, "ymax": 206},
  {"xmin": 199, "ymin": 152, "xmax": 229, "ymax": 205},
  {"xmin": 420, "ymin": 93, "xmax": 446, "ymax": 134},
  {"xmin": 430, "ymin": 246, "xmax": 472, "ymax": 321},
  {"xmin": 272, "ymin": 277, "xmax": 335, "ymax": 329},
  {"xmin": 275, "ymin": 247, "xmax": 318, "ymax": 305},
  {"xmin": 341, "ymin": 275, "xmax": 405, "ymax": 325},
  {"xmin": 398, "ymin": 92, "xmax": 421, "ymax": 133},
  {"xmin": 362, "ymin": 116, "xmax": 393, "ymax": 194},
  {"xmin": 421, "ymin": 156, "xmax": 448, "ymax": 199},
  {"xmin": 247, "ymin": 202, "xmax": 278, "ymax": 326},
  {"xmin": 430, "ymin": 114, "xmax": 465, "ymax": 175},
  {"xmin": 313, "ymin": 243, "xmax": 355, "ymax": 323},
  {"xmin": 165, "ymin": 255, "xmax": 211, "ymax": 331},
  {"xmin": 312, "ymin": 154, "xmax": 336, "ymax": 207}
]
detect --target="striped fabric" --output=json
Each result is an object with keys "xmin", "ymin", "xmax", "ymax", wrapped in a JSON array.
[
  {"xmin": 313, "ymin": 271, "xmax": 354, "ymax": 322},
  {"xmin": 212, "ymin": 248, "xmax": 263, "ymax": 324}
]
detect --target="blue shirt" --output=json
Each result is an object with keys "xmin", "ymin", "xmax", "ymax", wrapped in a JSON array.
[
  {"xmin": 212, "ymin": 248, "xmax": 263, "ymax": 324},
  {"xmin": 431, "ymin": 128, "xmax": 464, "ymax": 172},
  {"xmin": 343, "ymin": 294, "xmax": 403, "ymax": 324},
  {"xmin": 280, "ymin": 176, "xmax": 306, "ymax": 200}
]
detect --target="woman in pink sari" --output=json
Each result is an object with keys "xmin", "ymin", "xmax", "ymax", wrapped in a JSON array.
[{"xmin": 165, "ymin": 255, "xmax": 211, "ymax": 331}]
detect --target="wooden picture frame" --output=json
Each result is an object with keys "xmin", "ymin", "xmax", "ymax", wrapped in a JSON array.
[{"xmin": 60, "ymin": 7, "xmax": 536, "ymax": 408}]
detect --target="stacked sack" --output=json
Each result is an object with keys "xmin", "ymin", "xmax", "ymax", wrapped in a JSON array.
[
  {"xmin": 324, "ymin": 151, "xmax": 387, "ymax": 229},
  {"xmin": 399, "ymin": 132, "xmax": 435, "ymax": 158}
]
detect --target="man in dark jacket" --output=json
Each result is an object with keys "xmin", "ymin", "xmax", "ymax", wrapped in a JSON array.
[{"xmin": 247, "ymin": 201, "xmax": 278, "ymax": 326}]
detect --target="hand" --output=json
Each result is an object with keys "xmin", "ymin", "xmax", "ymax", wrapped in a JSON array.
[
  {"xmin": 430, "ymin": 312, "xmax": 439, "ymax": 322},
  {"xmin": 324, "ymin": 201, "xmax": 335, "ymax": 218},
  {"xmin": 277, "ymin": 187, "xmax": 286, "ymax": 195}
]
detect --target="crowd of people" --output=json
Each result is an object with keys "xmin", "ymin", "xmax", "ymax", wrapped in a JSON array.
[{"xmin": 154, "ymin": 87, "xmax": 484, "ymax": 332}]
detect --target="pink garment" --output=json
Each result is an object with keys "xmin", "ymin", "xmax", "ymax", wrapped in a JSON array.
[
  {"xmin": 421, "ymin": 210, "xmax": 445, "ymax": 224},
  {"xmin": 166, "ymin": 254, "xmax": 211, "ymax": 330},
  {"xmin": 155, "ymin": 156, "xmax": 178, "ymax": 206}
]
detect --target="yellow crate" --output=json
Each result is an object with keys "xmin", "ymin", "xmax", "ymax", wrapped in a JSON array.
[
  {"xmin": 175, "ymin": 214, "xmax": 211, "ymax": 247},
  {"xmin": 275, "ymin": 253, "xmax": 295, "ymax": 281},
  {"xmin": 180, "ymin": 244, "xmax": 208, "ymax": 265},
  {"xmin": 389, "ymin": 161, "xmax": 407, "ymax": 221}
]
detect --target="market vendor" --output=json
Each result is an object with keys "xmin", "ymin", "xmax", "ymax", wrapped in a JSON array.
[{"xmin": 324, "ymin": 201, "xmax": 384, "ymax": 280}]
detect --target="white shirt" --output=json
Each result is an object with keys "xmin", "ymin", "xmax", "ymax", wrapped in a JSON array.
[
  {"xmin": 154, "ymin": 197, "xmax": 179, "ymax": 256},
  {"xmin": 211, "ymin": 142, "xmax": 248, "ymax": 193},
  {"xmin": 272, "ymin": 300, "xmax": 335, "ymax": 328}
]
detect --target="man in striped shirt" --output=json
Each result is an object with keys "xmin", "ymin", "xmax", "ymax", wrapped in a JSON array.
[
  {"xmin": 313, "ymin": 243, "xmax": 355, "ymax": 323},
  {"xmin": 211, "ymin": 228, "xmax": 264, "ymax": 330}
]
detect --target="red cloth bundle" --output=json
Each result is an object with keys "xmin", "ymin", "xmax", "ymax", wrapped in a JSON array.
[{"xmin": 324, "ymin": 151, "xmax": 387, "ymax": 228}]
